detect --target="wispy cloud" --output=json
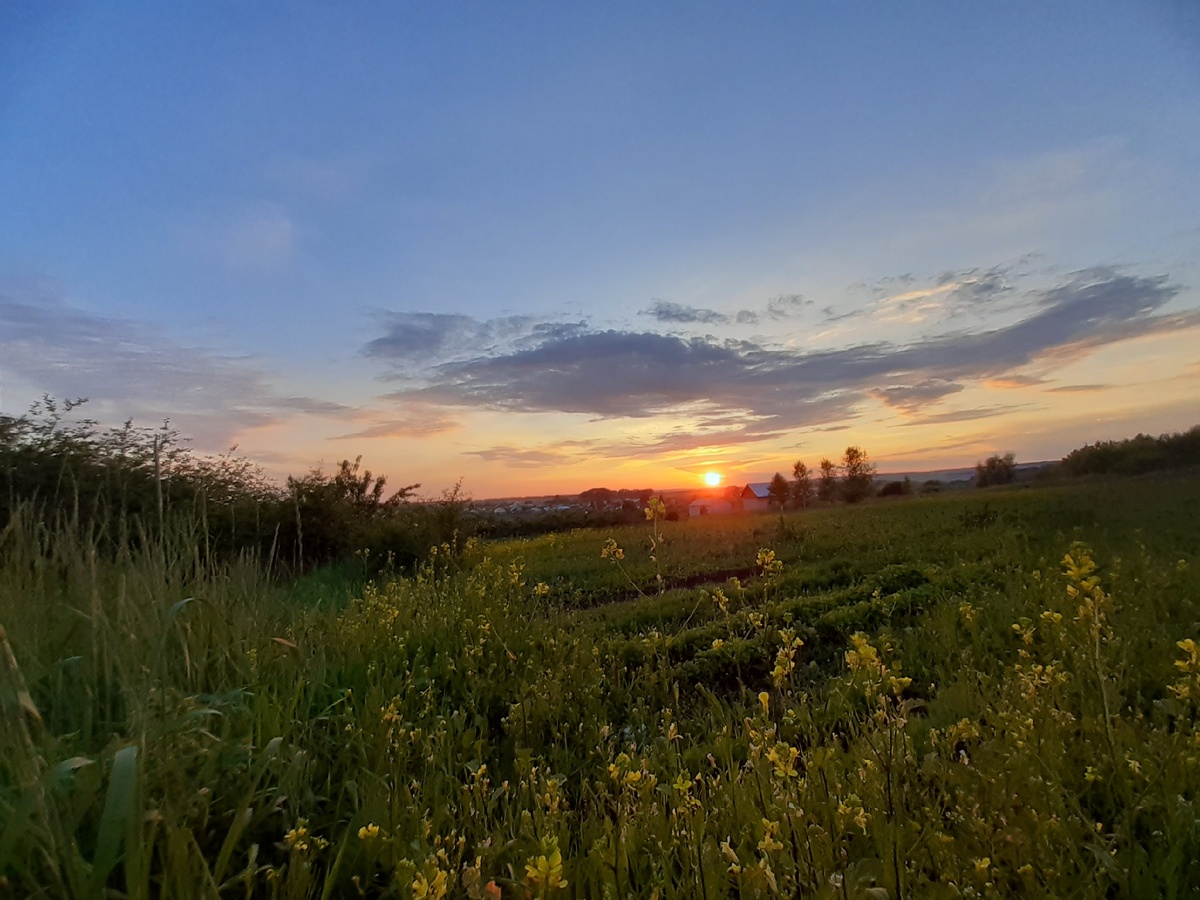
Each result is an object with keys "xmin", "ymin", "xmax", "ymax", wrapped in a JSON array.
[
  {"xmin": 870, "ymin": 379, "xmax": 964, "ymax": 414},
  {"xmin": 835, "ymin": 262, "xmax": 1026, "ymax": 330},
  {"xmin": 894, "ymin": 406, "xmax": 1029, "ymax": 427},
  {"xmin": 640, "ymin": 294, "xmax": 811, "ymax": 328},
  {"xmin": 363, "ymin": 312, "xmax": 589, "ymax": 367},
  {"xmin": 641, "ymin": 300, "xmax": 730, "ymax": 325},
  {"xmin": 331, "ymin": 414, "xmax": 460, "ymax": 440},
  {"xmin": 1045, "ymin": 383, "xmax": 1110, "ymax": 394},
  {"xmin": 0, "ymin": 288, "xmax": 348, "ymax": 448},
  {"xmin": 985, "ymin": 374, "xmax": 1046, "ymax": 389},
  {"xmin": 463, "ymin": 439, "xmax": 599, "ymax": 468}
]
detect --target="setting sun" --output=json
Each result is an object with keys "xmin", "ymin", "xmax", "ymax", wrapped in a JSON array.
[{"xmin": 704, "ymin": 472, "xmax": 722, "ymax": 487}]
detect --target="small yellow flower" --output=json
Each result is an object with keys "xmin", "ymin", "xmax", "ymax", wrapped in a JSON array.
[
  {"xmin": 645, "ymin": 497, "xmax": 667, "ymax": 520},
  {"xmin": 711, "ymin": 588, "xmax": 730, "ymax": 614},
  {"xmin": 758, "ymin": 819, "xmax": 784, "ymax": 853},
  {"xmin": 357, "ymin": 823, "xmax": 381, "ymax": 840},
  {"xmin": 412, "ymin": 869, "xmax": 448, "ymax": 900},
  {"xmin": 756, "ymin": 548, "xmax": 783, "ymax": 579},
  {"xmin": 766, "ymin": 742, "xmax": 799, "ymax": 779},
  {"xmin": 758, "ymin": 691, "xmax": 770, "ymax": 715},
  {"xmin": 284, "ymin": 820, "xmax": 310, "ymax": 852},
  {"xmin": 524, "ymin": 836, "xmax": 568, "ymax": 893},
  {"xmin": 600, "ymin": 538, "xmax": 625, "ymax": 561}
]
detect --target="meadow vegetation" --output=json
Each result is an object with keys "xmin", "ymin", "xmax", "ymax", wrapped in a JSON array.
[
  {"xmin": 0, "ymin": 398, "xmax": 471, "ymax": 580},
  {"xmin": 2, "ymin": 462, "xmax": 1199, "ymax": 897}
]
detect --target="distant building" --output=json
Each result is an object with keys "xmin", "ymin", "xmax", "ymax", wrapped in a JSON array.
[
  {"xmin": 689, "ymin": 499, "xmax": 734, "ymax": 517},
  {"xmin": 739, "ymin": 483, "xmax": 772, "ymax": 513}
]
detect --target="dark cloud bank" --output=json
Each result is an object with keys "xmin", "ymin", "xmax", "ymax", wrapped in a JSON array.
[{"xmin": 368, "ymin": 267, "xmax": 1191, "ymax": 441}]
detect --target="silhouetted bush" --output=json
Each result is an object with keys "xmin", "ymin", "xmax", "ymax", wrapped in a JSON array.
[
  {"xmin": 1060, "ymin": 426, "xmax": 1200, "ymax": 477},
  {"xmin": 975, "ymin": 453, "xmax": 1016, "ymax": 487},
  {"xmin": 0, "ymin": 398, "xmax": 462, "ymax": 575}
]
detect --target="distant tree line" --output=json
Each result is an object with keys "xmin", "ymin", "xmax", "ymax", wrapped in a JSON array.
[
  {"xmin": 578, "ymin": 487, "xmax": 654, "ymax": 509},
  {"xmin": 765, "ymin": 445, "xmax": 880, "ymax": 510},
  {"xmin": 753, "ymin": 424, "xmax": 1200, "ymax": 514},
  {"xmin": 0, "ymin": 397, "xmax": 469, "ymax": 575},
  {"xmin": 1057, "ymin": 426, "xmax": 1200, "ymax": 477}
]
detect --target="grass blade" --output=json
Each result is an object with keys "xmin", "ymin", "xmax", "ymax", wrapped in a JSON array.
[
  {"xmin": 90, "ymin": 744, "xmax": 138, "ymax": 894},
  {"xmin": 212, "ymin": 735, "xmax": 283, "ymax": 883}
]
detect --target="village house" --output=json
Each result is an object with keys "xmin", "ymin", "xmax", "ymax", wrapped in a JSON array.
[{"xmin": 739, "ymin": 482, "xmax": 773, "ymax": 513}]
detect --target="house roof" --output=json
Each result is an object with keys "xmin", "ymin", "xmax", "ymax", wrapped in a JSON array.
[{"xmin": 740, "ymin": 482, "xmax": 772, "ymax": 499}]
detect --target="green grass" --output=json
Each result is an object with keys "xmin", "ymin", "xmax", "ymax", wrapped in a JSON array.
[{"xmin": 2, "ymin": 476, "xmax": 1199, "ymax": 897}]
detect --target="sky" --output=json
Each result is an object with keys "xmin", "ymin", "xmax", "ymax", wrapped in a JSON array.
[{"xmin": 2, "ymin": 2, "xmax": 1199, "ymax": 498}]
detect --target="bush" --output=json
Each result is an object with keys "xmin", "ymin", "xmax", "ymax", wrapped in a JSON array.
[{"xmin": 975, "ymin": 452, "xmax": 1016, "ymax": 487}]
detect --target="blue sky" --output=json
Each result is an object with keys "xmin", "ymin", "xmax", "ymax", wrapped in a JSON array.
[{"xmin": 2, "ymin": 2, "xmax": 1198, "ymax": 496}]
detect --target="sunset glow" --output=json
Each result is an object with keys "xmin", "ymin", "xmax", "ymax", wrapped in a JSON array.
[{"xmin": 1, "ymin": 6, "xmax": 1197, "ymax": 498}]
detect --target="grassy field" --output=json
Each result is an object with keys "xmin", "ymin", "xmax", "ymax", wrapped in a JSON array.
[{"xmin": 2, "ymin": 475, "xmax": 1199, "ymax": 897}]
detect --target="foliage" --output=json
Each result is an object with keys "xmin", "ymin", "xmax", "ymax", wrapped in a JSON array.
[
  {"xmin": 0, "ymin": 398, "xmax": 468, "ymax": 577},
  {"xmin": 767, "ymin": 472, "xmax": 790, "ymax": 508},
  {"xmin": 790, "ymin": 461, "xmax": 814, "ymax": 508},
  {"xmin": 976, "ymin": 452, "xmax": 1017, "ymax": 487},
  {"xmin": 1060, "ymin": 425, "xmax": 1200, "ymax": 477},
  {"xmin": 0, "ymin": 396, "xmax": 281, "ymax": 557},
  {"xmin": 817, "ymin": 457, "xmax": 839, "ymax": 501},
  {"xmin": 840, "ymin": 445, "xmax": 876, "ymax": 503}
]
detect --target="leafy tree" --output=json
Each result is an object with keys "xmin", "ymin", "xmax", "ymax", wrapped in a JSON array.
[
  {"xmin": 976, "ymin": 452, "xmax": 1016, "ymax": 487},
  {"xmin": 840, "ymin": 445, "xmax": 876, "ymax": 503},
  {"xmin": 817, "ymin": 458, "xmax": 839, "ymax": 501},
  {"xmin": 768, "ymin": 472, "xmax": 790, "ymax": 508},
  {"xmin": 791, "ymin": 460, "xmax": 814, "ymax": 508}
]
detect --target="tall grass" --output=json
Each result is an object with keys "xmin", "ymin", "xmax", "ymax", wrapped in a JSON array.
[{"xmin": 2, "ymin": 478, "xmax": 1199, "ymax": 897}]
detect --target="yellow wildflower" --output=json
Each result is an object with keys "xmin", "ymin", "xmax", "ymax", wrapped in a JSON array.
[
  {"xmin": 524, "ymin": 836, "xmax": 568, "ymax": 893},
  {"xmin": 758, "ymin": 819, "xmax": 784, "ymax": 853},
  {"xmin": 412, "ymin": 869, "xmax": 448, "ymax": 900}
]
